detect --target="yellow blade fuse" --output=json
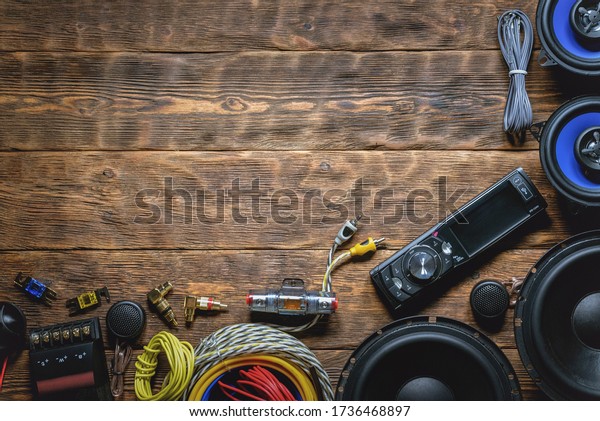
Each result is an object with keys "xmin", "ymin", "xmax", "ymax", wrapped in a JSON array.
[{"xmin": 66, "ymin": 287, "xmax": 110, "ymax": 316}]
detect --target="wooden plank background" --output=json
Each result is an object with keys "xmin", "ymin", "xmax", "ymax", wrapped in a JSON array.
[{"xmin": 1, "ymin": 0, "xmax": 599, "ymax": 401}]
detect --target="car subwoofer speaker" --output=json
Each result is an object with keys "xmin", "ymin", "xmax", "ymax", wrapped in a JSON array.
[
  {"xmin": 515, "ymin": 230, "xmax": 600, "ymax": 400},
  {"xmin": 537, "ymin": 0, "xmax": 600, "ymax": 76},
  {"xmin": 336, "ymin": 317, "xmax": 521, "ymax": 401},
  {"xmin": 536, "ymin": 96, "xmax": 600, "ymax": 213}
]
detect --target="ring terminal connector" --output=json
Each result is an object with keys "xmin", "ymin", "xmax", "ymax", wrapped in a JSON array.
[
  {"xmin": 147, "ymin": 282, "xmax": 178, "ymax": 327},
  {"xmin": 247, "ymin": 279, "xmax": 338, "ymax": 316},
  {"xmin": 183, "ymin": 295, "xmax": 228, "ymax": 325}
]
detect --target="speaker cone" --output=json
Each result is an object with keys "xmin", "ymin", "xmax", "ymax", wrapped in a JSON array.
[
  {"xmin": 537, "ymin": 0, "xmax": 600, "ymax": 76},
  {"xmin": 538, "ymin": 96, "xmax": 600, "ymax": 213},
  {"xmin": 336, "ymin": 316, "xmax": 521, "ymax": 401},
  {"xmin": 515, "ymin": 230, "xmax": 600, "ymax": 400}
]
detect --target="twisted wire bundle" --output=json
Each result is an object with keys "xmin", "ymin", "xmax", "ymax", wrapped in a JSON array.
[
  {"xmin": 134, "ymin": 331, "xmax": 195, "ymax": 401},
  {"xmin": 498, "ymin": 10, "xmax": 534, "ymax": 141},
  {"xmin": 184, "ymin": 323, "xmax": 334, "ymax": 401}
]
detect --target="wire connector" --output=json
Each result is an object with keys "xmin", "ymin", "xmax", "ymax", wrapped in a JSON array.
[
  {"xmin": 147, "ymin": 282, "xmax": 178, "ymax": 327},
  {"xmin": 334, "ymin": 215, "xmax": 362, "ymax": 246},
  {"xmin": 184, "ymin": 295, "xmax": 228, "ymax": 324},
  {"xmin": 349, "ymin": 237, "xmax": 386, "ymax": 257}
]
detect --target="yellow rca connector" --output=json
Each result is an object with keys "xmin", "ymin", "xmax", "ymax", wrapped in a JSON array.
[
  {"xmin": 147, "ymin": 282, "xmax": 178, "ymax": 327},
  {"xmin": 349, "ymin": 237, "xmax": 386, "ymax": 257},
  {"xmin": 184, "ymin": 295, "xmax": 228, "ymax": 324}
]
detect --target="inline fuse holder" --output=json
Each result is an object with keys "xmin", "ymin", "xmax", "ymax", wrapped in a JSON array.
[{"xmin": 246, "ymin": 279, "xmax": 338, "ymax": 316}]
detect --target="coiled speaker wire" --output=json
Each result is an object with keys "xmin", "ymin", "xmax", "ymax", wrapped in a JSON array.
[{"xmin": 184, "ymin": 323, "xmax": 333, "ymax": 401}]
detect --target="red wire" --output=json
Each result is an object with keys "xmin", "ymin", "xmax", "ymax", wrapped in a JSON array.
[
  {"xmin": 217, "ymin": 365, "xmax": 298, "ymax": 401},
  {"xmin": 253, "ymin": 366, "xmax": 294, "ymax": 400},
  {"xmin": 240, "ymin": 369, "xmax": 280, "ymax": 400},
  {"xmin": 0, "ymin": 356, "xmax": 8, "ymax": 393},
  {"xmin": 238, "ymin": 379, "xmax": 278, "ymax": 400},
  {"xmin": 218, "ymin": 381, "xmax": 265, "ymax": 401}
]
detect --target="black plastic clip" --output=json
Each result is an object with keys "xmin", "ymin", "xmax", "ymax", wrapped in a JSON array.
[{"xmin": 530, "ymin": 121, "xmax": 546, "ymax": 142}]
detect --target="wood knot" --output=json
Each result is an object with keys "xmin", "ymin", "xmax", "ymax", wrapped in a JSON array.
[
  {"xmin": 222, "ymin": 97, "xmax": 248, "ymax": 112},
  {"xmin": 161, "ymin": 25, "xmax": 173, "ymax": 39}
]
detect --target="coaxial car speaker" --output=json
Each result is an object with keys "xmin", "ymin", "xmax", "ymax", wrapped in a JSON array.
[
  {"xmin": 336, "ymin": 316, "xmax": 521, "ymax": 401},
  {"xmin": 537, "ymin": 0, "xmax": 600, "ymax": 76},
  {"xmin": 535, "ymin": 96, "xmax": 600, "ymax": 213},
  {"xmin": 515, "ymin": 230, "xmax": 600, "ymax": 400}
]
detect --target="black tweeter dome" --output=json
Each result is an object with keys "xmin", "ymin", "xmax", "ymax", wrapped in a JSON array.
[
  {"xmin": 537, "ymin": 96, "xmax": 600, "ymax": 213},
  {"xmin": 515, "ymin": 230, "xmax": 600, "ymax": 400},
  {"xmin": 537, "ymin": 0, "xmax": 600, "ymax": 76},
  {"xmin": 336, "ymin": 317, "xmax": 521, "ymax": 401}
]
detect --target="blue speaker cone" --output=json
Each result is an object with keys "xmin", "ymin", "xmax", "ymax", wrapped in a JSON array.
[
  {"xmin": 570, "ymin": 1, "xmax": 600, "ymax": 44},
  {"xmin": 538, "ymin": 0, "xmax": 600, "ymax": 75},
  {"xmin": 538, "ymin": 96, "xmax": 600, "ymax": 212}
]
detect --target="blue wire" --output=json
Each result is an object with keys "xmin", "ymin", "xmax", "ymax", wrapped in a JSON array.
[{"xmin": 201, "ymin": 373, "xmax": 226, "ymax": 401}]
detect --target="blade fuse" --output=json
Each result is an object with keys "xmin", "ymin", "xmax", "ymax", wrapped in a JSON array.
[{"xmin": 246, "ymin": 279, "xmax": 338, "ymax": 316}]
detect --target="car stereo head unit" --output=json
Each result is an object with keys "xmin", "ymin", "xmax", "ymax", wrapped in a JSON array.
[{"xmin": 371, "ymin": 168, "xmax": 547, "ymax": 316}]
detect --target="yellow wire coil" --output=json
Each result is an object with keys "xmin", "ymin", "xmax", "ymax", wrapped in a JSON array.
[{"xmin": 134, "ymin": 331, "xmax": 195, "ymax": 401}]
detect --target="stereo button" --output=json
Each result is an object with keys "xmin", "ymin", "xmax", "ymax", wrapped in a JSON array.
[
  {"xmin": 388, "ymin": 285, "xmax": 410, "ymax": 302},
  {"xmin": 441, "ymin": 242, "xmax": 453, "ymax": 255},
  {"xmin": 380, "ymin": 266, "xmax": 394, "ymax": 288},
  {"xmin": 401, "ymin": 279, "xmax": 423, "ymax": 295},
  {"xmin": 408, "ymin": 251, "xmax": 438, "ymax": 282},
  {"xmin": 510, "ymin": 175, "xmax": 533, "ymax": 201}
]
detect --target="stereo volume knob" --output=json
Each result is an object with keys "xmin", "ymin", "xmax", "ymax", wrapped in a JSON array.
[{"xmin": 408, "ymin": 250, "xmax": 438, "ymax": 282}]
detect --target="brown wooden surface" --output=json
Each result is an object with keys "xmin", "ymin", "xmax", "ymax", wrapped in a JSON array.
[{"xmin": 0, "ymin": 0, "xmax": 595, "ymax": 402}]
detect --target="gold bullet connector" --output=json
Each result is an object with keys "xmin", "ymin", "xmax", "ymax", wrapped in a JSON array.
[
  {"xmin": 147, "ymin": 282, "xmax": 178, "ymax": 327},
  {"xmin": 184, "ymin": 295, "xmax": 228, "ymax": 324}
]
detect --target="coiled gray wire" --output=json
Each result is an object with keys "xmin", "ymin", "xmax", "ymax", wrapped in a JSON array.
[
  {"xmin": 498, "ymin": 10, "xmax": 534, "ymax": 141},
  {"xmin": 183, "ymin": 323, "xmax": 334, "ymax": 401}
]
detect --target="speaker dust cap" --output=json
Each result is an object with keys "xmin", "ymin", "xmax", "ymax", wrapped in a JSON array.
[
  {"xmin": 515, "ymin": 230, "xmax": 600, "ymax": 400},
  {"xmin": 336, "ymin": 316, "xmax": 521, "ymax": 401},
  {"xmin": 537, "ymin": 0, "xmax": 600, "ymax": 76},
  {"xmin": 538, "ymin": 96, "xmax": 600, "ymax": 212}
]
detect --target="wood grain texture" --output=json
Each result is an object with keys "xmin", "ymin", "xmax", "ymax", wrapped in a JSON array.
[
  {"xmin": 0, "ymin": 150, "xmax": 584, "ymax": 251},
  {"xmin": 0, "ymin": 0, "xmax": 538, "ymax": 52},
  {"xmin": 0, "ymin": 248, "xmax": 549, "ymax": 401},
  {"xmin": 2, "ymin": 52, "xmax": 599, "ymax": 152},
  {"xmin": 0, "ymin": 0, "xmax": 588, "ymax": 403}
]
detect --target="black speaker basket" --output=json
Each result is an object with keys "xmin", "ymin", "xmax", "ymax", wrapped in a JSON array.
[
  {"xmin": 336, "ymin": 316, "xmax": 521, "ymax": 401},
  {"xmin": 535, "ymin": 95, "xmax": 600, "ymax": 214},
  {"xmin": 515, "ymin": 230, "xmax": 600, "ymax": 400},
  {"xmin": 537, "ymin": 0, "xmax": 600, "ymax": 76}
]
